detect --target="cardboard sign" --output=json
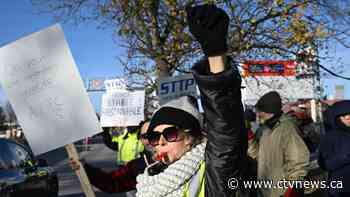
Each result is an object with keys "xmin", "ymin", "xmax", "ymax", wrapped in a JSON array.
[
  {"xmin": 101, "ymin": 90, "xmax": 145, "ymax": 127},
  {"xmin": 104, "ymin": 78, "xmax": 127, "ymax": 92},
  {"xmin": 0, "ymin": 24, "xmax": 101, "ymax": 155},
  {"xmin": 158, "ymin": 74, "xmax": 198, "ymax": 105}
]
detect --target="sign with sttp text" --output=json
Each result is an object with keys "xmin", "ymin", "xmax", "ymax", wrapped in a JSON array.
[
  {"xmin": 158, "ymin": 74, "xmax": 198, "ymax": 105},
  {"xmin": 100, "ymin": 90, "xmax": 145, "ymax": 127},
  {"xmin": 0, "ymin": 24, "xmax": 101, "ymax": 155}
]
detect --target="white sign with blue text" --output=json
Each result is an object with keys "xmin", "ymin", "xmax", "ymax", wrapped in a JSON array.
[
  {"xmin": 158, "ymin": 74, "xmax": 198, "ymax": 105},
  {"xmin": 0, "ymin": 24, "xmax": 101, "ymax": 155}
]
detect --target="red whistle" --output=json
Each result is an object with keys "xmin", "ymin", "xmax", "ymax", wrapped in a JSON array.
[{"xmin": 155, "ymin": 152, "xmax": 167, "ymax": 161}]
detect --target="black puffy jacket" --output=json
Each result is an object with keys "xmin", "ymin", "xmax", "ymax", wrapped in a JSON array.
[{"xmin": 192, "ymin": 57, "xmax": 247, "ymax": 197}]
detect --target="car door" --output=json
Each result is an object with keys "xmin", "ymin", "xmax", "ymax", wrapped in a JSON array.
[
  {"xmin": 0, "ymin": 152, "xmax": 15, "ymax": 197},
  {"xmin": 5, "ymin": 140, "xmax": 50, "ymax": 196}
]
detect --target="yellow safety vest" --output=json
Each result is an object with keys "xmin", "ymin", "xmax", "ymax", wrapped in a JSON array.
[
  {"xmin": 112, "ymin": 130, "xmax": 144, "ymax": 165},
  {"xmin": 183, "ymin": 160, "xmax": 205, "ymax": 197}
]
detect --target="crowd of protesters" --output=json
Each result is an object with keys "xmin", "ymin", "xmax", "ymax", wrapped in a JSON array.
[{"xmin": 68, "ymin": 4, "xmax": 349, "ymax": 197}]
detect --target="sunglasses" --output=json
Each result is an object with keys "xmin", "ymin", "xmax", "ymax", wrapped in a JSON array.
[{"xmin": 147, "ymin": 126, "xmax": 186, "ymax": 146}]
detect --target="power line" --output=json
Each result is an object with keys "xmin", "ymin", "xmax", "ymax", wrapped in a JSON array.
[{"xmin": 319, "ymin": 64, "xmax": 350, "ymax": 81}]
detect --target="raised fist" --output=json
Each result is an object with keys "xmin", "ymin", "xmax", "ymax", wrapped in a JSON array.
[{"xmin": 186, "ymin": 4, "xmax": 229, "ymax": 56}]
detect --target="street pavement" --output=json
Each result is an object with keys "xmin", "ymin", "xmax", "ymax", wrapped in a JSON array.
[{"xmin": 38, "ymin": 136, "xmax": 130, "ymax": 197}]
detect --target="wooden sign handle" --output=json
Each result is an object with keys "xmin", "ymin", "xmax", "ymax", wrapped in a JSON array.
[{"xmin": 65, "ymin": 143, "xmax": 96, "ymax": 197}]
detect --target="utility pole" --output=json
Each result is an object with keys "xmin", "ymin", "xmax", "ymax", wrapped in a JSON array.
[
  {"xmin": 307, "ymin": 46, "xmax": 322, "ymax": 123},
  {"xmin": 296, "ymin": 46, "xmax": 322, "ymax": 122}
]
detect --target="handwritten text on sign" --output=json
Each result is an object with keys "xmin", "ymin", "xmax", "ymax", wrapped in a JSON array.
[
  {"xmin": 101, "ymin": 91, "xmax": 145, "ymax": 127},
  {"xmin": 0, "ymin": 24, "xmax": 101, "ymax": 155}
]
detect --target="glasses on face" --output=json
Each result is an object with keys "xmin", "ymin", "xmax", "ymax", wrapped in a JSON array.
[{"xmin": 146, "ymin": 126, "xmax": 183, "ymax": 146}]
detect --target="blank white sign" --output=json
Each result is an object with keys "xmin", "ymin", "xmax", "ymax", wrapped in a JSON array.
[{"xmin": 0, "ymin": 24, "xmax": 101, "ymax": 155}]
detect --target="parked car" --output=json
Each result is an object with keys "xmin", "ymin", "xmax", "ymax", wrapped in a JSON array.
[{"xmin": 0, "ymin": 138, "xmax": 58, "ymax": 197}]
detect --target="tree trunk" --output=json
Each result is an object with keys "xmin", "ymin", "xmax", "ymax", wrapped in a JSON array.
[{"xmin": 156, "ymin": 58, "xmax": 170, "ymax": 78}]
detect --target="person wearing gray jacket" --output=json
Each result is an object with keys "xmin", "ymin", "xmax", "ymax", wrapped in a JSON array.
[{"xmin": 249, "ymin": 91, "xmax": 310, "ymax": 197}]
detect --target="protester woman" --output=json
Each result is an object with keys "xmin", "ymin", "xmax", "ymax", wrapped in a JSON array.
[
  {"xmin": 70, "ymin": 4, "xmax": 246, "ymax": 197},
  {"xmin": 135, "ymin": 5, "xmax": 246, "ymax": 197}
]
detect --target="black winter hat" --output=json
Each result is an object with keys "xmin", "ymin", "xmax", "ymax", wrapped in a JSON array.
[
  {"xmin": 255, "ymin": 91, "xmax": 282, "ymax": 115},
  {"xmin": 147, "ymin": 96, "xmax": 202, "ymax": 138},
  {"xmin": 244, "ymin": 108, "xmax": 256, "ymax": 122}
]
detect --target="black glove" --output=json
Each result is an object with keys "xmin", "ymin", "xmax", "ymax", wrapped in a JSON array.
[{"xmin": 186, "ymin": 4, "xmax": 229, "ymax": 56}]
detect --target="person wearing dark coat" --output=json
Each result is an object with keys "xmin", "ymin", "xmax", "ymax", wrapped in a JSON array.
[
  {"xmin": 69, "ymin": 121, "xmax": 154, "ymax": 194},
  {"xmin": 135, "ymin": 5, "xmax": 247, "ymax": 197},
  {"xmin": 318, "ymin": 100, "xmax": 350, "ymax": 197},
  {"xmin": 70, "ymin": 4, "xmax": 247, "ymax": 197}
]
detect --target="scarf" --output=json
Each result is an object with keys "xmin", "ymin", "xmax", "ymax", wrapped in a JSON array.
[
  {"xmin": 264, "ymin": 113, "xmax": 282, "ymax": 129},
  {"xmin": 136, "ymin": 141, "xmax": 206, "ymax": 197}
]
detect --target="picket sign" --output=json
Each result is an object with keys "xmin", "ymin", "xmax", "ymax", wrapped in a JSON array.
[
  {"xmin": 65, "ymin": 143, "xmax": 96, "ymax": 197},
  {"xmin": 158, "ymin": 74, "xmax": 198, "ymax": 105},
  {"xmin": 100, "ymin": 90, "xmax": 145, "ymax": 127},
  {"xmin": 0, "ymin": 24, "xmax": 100, "ymax": 197}
]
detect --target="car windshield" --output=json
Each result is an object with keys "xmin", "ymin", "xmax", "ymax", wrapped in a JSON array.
[{"xmin": 0, "ymin": 140, "xmax": 32, "ymax": 170}]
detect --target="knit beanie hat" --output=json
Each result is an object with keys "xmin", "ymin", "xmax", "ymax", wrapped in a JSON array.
[
  {"xmin": 147, "ymin": 96, "xmax": 202, "ymax": 138},
  {"xmin": 244, "ymin": 108, "xmax": 256, "ymax": 122},
  {"xmin": 255, "ymin": 91, "xmax": 282, "ymax": 115}
]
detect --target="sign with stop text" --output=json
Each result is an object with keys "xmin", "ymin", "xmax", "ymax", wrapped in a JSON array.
[{"xmin": 158, "ymin": 74, "xmax": 198, "ymax": 105}]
